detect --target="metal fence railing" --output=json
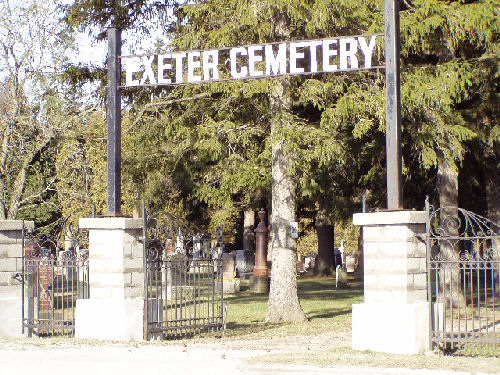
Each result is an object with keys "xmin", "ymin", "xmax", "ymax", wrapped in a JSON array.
[
  {"xmin": 21, "ymin": 220, "xmax": 89, "ymax": 337},
  {"xmin": 22, "ymin": 257, "xmax": 89, "ymax": 336},
  {"xmin": 142, "ymin": 206, "xmax": 226, "ymax": 340},
  {"xmin": 145, "ymin": 255, "xmax": 224, "ymax": 339},
  {"xmin": 426, "ymin": 202, "xmax": 500, "ymax": 355}
]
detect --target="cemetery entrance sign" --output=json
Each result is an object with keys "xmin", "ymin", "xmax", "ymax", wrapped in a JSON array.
[
  {"xmin": 107, "ymin": 0, "xmax": 403, "ymax": 217},
  {"xmin": 107, "ymin": 32, "xmax": 388, "ymax": 216},
  {"xmin": 121, "ymin": 35, "xmax": 381, "ymax": 87}
]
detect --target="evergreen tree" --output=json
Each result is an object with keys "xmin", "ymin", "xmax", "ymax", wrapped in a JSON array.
[
  {"xmin": 63, "ymin": 0, "xmax": 499, "ymax": 314},
  {"xmin": 399, "ymin": 0, "xmax": 499, "ymax": 304}
]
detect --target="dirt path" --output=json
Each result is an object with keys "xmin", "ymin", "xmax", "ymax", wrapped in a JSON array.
[
  {"xmin": 0, "ymin": 332, "xmax": 497, "ymax": 375},
  {"xmin": 0, "ymin": 342, "xmax": 481, "ymax": 375},
  {"xmin": 194, "ymin": 330, "xmax": 352, "ymax": 352}
]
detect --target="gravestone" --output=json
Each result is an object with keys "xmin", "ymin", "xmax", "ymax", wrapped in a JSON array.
[
  {"xmin": 165, "ymin": 238, "xmax": 175, "ymax": 256},
  {"xmin": 37, "ymin": 259, "xmax": 54, "ymax": 318},
  {"xmin": 296, "ymin": 260, "xmax": 305, "ymax": 273},
  {"xmin": 221, "ymin": 253, "xmax": 240, "ymax": 294},
  {"xmin": 175, "ymin": 229, "xmax": 185, "ymax": 254},
  {"xmin": 303, "ymin": 255, "xmax": 316, "ymax": 272},
  {"xmin": 337, "ymin": 240, "xmax": 345, "ymax": 267},
  {"xmin": 335, "ymin": 265, "xmax": 348, "ymax": 288},
  {"xmin": 190, "ymin": 234, "xmax": 203, "ymax": 272},
  {"xmin": 235, "ymin": 250, "xmax": 254, "ymax": 279},
  {"xmin": 345, "ymin": 255, "xmax": 357, "ymax": 273},
  {"xmin": 201, "ymin": 236, "xmax": 211, "ymax": 257},
  {"xmin": 249, "ymin": 209, "xmax": 269, "ymax": 293},
  {"xmin": 222, "ymin": 253, "xmax": 236, "ymax": 278},
  {"xmin": 211, "ymin": 245, "xmax": 223, "ymax": 259},
  {"xmin": 193, "ymin": 234, "xmax": 203, "ymax": 259}
]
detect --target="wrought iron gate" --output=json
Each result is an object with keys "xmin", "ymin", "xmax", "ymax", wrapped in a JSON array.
[
  {"xmin": 426, "ymin": 202, "xmax": 500, "ymax": 354},
  {"xmin": 143, "ymin": 208, "xmax": 226, "ymax": 340},
  {"xmin": 21, "ymin": 221, "xmax": 89, "ymax": 336}
]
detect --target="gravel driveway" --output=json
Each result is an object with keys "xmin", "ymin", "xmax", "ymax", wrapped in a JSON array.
[{"xmin": 0, "ymin": 333, "xmax": 497, "ymax": 375}]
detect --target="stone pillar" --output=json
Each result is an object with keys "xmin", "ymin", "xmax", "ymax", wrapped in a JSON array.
[
  {"xmin": 76, "ymin": 218, "xmax": 145, "ymax": 341},
  {"xmin": 0, "ymin": 220, "xmax": 34, "ymax": 337},
  {"xmin": 352, "ymin": 211, "xmax": 429, "ymax": 354}
]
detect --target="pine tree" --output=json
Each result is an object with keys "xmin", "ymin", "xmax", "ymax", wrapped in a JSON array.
[{"xmin": 63, "ymin": 0, "xmax": 499, "ymax": 315}]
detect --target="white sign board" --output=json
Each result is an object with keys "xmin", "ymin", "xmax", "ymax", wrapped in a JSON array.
[{"xmin": 121, "ymin": 35, "xmax": 381, "ymax": 87}]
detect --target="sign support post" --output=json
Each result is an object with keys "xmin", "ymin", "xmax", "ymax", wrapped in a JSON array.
[
  {"xmin": 106, "ymin": 14, "xmax": 401, "ymax": 213},
  {"xmin": 107, "ymin": 27, "xmax": 122, "ymax": 216},
  {"xmin": 384, "ymin": 0, "xmax": 403, "ymax": 210}
]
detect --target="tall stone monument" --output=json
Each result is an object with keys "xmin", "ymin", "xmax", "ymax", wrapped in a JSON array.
[{"xmin": 249, "ymin": 209, "xmax": 269, "ymax": 293}]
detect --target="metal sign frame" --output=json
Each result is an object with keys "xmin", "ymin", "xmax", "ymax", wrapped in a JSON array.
[{"xmin": 106, "ymin": 0, "xmax": 403, "ymax": 216}]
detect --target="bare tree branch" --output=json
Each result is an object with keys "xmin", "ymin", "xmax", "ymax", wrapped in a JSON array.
[
  {"xmin": 7, "ymin": 136, "xmax": 54, "ymax": 219},
  {"xmin": 123, "ymin": 92, "xmax": 212, "ymax": 136},
  {"xmin": 17, "ymin": 176, "xmax": 58, "ymax": 208}
]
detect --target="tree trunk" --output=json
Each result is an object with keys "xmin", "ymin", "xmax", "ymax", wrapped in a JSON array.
[
  {"xmin": 437, "ymin": 157, "xmax": 465, "ymax": 308},
  {"xmin": 243, "ymin": 208, "xmax": 255, "ymax": 251},
  {"xmin": 265, "ymin": 77, "xmax": 306, "ymax": 323},
  {"xmin": 314, "ymin": 204, "xmax": 334, "ymax": 275},
  {"xmin": 0, "ymin": 109, "xmax": 17, "ymax": 220},
  {"xmin": 7, "ymin": 136, "xmax": 53, "ymax": 219}
]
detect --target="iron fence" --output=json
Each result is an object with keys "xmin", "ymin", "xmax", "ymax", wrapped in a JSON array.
[
  {"xmin": 426, "ymin": 202, "xmax": 500, "ymax": 354},
  {"xmin": 142, "ymin": 206, "xmax": 226, "ymax": 340},
  {"xmin": 21, "ymin": 221, "xmax": 89, "ymax": 337},
  {"xmin": 145, "ymin": 254, "xmax": 224, "ymax": 339}
]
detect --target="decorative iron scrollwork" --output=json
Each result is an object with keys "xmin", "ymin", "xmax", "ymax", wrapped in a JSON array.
[
  {"xmin": 144, "ymin": 209, "xmax": 224, "ymax": 260},
  {"xmin": 428, "ymin": 206, "xmax": 500, "ymax": 262},
  {"xmin": 24, "ymin": 215, "xmax": 90, "ymax": 264},
  {"xmin": 146, "ymin": 245, "xmax": 161, "ymax": 262},
  {"xmin": 429, "ymin": 206, "xmax": 500, "ymax": 239}
]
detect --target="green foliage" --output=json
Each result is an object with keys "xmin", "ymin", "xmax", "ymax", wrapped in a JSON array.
[
  {"xmin": 0, "ymin": 0, "xmax": 85, "ymax": 225},
  {"xmin": 297, "ymin": 217, "xmax": 317, "ymax": 258},
  {"xmin": 130, "ymin": 0, "xmax": 496, "ymax": 234},
  {"xmin": 334, "ymin": 220, "xmax": 359, "ymax": 255},
  {"xmin": 65, "ymin": 0, "xmax": 174, "ymax": 37},
  {"xmin": 57, "ymin": 0, "xmax": 499, "ymax": 245}
]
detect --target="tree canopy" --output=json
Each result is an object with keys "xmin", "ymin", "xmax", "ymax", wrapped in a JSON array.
[{"xmin": 1, "ymin": 1, "xmax": 497, "ymax": 309}]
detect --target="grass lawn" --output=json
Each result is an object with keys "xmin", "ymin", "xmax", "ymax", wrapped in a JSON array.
[
  {"xmin": 2, "ymin": 276, "xmax": 498, "ymax": 373},
  {"xmin": 221, "ymin": 276, "xmax": 499, "ymax": 373},
  {"xmin": 223, "ymin": 276, "xmax": 362, "ymax": 339}
]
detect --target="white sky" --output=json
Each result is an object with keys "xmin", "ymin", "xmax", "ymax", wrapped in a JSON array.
[
  {"xmin": 1, "ymin": 0, "xmax": 184, "ymax": 70},
  {"xmin": 67, "ymin": 0, "xmax": 178, "ymax": 68},
  {"xmin": 71, "ymin": 27, "xmax": 169, "ymax": 68}
]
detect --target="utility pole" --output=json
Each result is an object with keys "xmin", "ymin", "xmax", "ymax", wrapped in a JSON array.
[{"xmin": 385, "ymin": 0, "xmax": 403, "ymax": 210}]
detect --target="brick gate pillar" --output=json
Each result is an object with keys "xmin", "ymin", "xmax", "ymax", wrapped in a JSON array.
[
  {"xmin": 0, "ymin": 220, "xmax": 34, "ymax": 337},
  {"xmin": 352, "ymin": 211, "xmax": 429, "ymax": 354},
  {"xmin": 76, "ymin": 218, "xmax": 145, "ymax": 341}
]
